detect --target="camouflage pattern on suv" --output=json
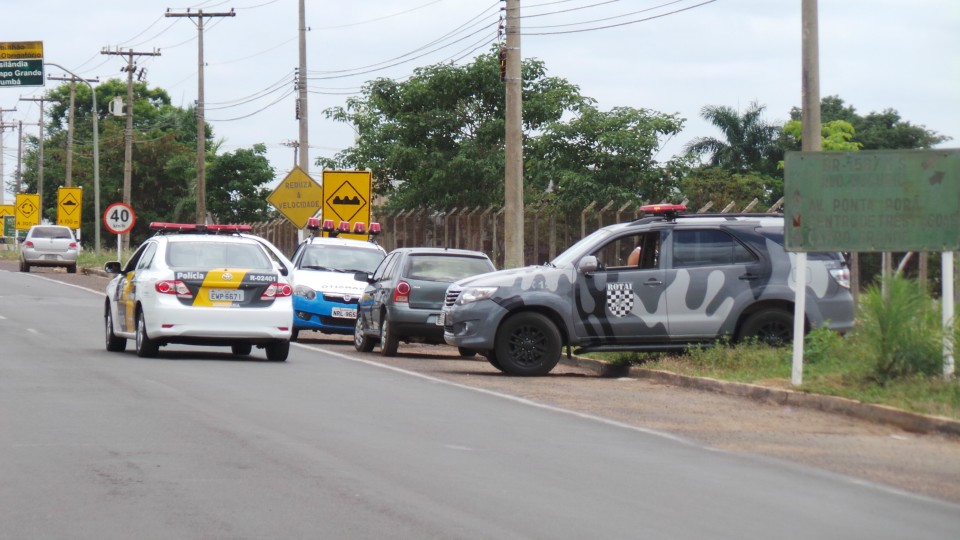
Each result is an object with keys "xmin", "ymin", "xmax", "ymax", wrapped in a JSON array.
[{"xmin": 441, "ymin": 212, "xmax": 855, "ymax": 376}]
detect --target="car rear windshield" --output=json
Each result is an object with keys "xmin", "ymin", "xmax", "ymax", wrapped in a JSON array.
[
  {"xmin": 166, "ymin": 241, "xmax": 273, "ymax": 269},
  {"xmin": 30, "ymin": 227, "xmax": 73, "ymax": 239},
  {"xmin": 300, "ymin": 244, "xmax": 384, "ymax": 273},
  {"xmin": 405, "ymin": 254, "xmax": 494, "ymax": 282},
  {"xmin": 756, "ymin": 227, "xmax": 844, "ymax": 262}
]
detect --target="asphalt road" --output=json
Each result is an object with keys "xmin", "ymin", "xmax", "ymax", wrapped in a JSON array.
[{"xmin": 2, "ymin": 261, "xmax": 959, "ymax": 539}]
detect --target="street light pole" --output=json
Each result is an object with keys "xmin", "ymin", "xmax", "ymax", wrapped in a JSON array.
[{"xmin": 45, "ymin": 62, "xmax": 101, "ymax": 251}]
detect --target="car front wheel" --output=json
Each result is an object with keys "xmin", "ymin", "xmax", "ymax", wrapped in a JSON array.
[
  {"xmin": 232, "ymin": 343, "xmax": 253, "ymax": 356},
  {"xmin": 494, "ymin": 312, "xmax": 562, "ymax": 376},
  {"xmin": 265, "ymin": 340, "xmax": 289, "ymax": 362}
]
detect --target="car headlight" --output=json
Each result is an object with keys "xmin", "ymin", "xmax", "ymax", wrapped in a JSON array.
[
  {"xmin": 457, "ymin": 286, "xmax": 498, "ymax": 305},
  {"xmin": 293, "ymin": 284, "xmax": 316, "ymax": 300}
]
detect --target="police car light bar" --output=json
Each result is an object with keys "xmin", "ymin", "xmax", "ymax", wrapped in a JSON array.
[
  {"xmin": 306, "ymin": 217, "xmax": 321, "ymax": 230},
  {"xmin": 352, "ymin": 222, "xmax": 366, "ymax": 234},
  {"xmin": 369, "ymin": 222, "xmax": 381, "ymax": 236},
  {"xmin": 337, "ymin": 221, "xmax": 351, "ymax": 234},
  {"xmin": 639, "ymin": 204, "xmax": 687, "ymax": 220},
  {"xmin": 150, "ymin": 222, "xmax": 252, "ymax": 234}
]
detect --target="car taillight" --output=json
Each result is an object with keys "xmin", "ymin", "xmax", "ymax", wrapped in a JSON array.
[
  {"xmin": 262, "ymin": 283, "xmax": 293, "ymax": 299},
  {"xmin": 829, "ymin": 267, "xmax": 851, "ymax": 289},
  {"xmin": 69, "ymin": 242, "xmax": 78, "ymax": 248},
  {"xmin": 155, "ymin": 280, "xmax": 192, "ymax": 298},
  {"xmin": 24, "ymin": 241, "xmax": 34, "ymax": 248},
  {"xmin": 393, "ymin": 280, "xmax": 410, "ymax": 303}
]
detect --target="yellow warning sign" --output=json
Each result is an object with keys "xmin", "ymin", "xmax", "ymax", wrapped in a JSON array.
[
  {"xmin": 267, "ymin": 167, "xmax": 323, "ymax": 229},
  {"xmin": 57, "ymin": 186, "xmax": 83, "ymax": 229},
  {"xmin": 15, "ymin": 193, "xmax": 40, "ymax": 230},
  {"xmin": 322, "ymin": 170, "xmax": 372, "ymax": 241},
  {"xmin": 0, "ymin": 204, "xmax": 14, "ymax": 218}
]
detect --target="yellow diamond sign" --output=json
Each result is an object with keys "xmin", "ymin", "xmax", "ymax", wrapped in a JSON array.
[
  {"xmin": 322, "ymin": 170, "xmax": 372, "ymax": 240},
  {"xmin": 267, "ymin": 166, "xmax": 323, "ymax": 229},
  {"xmin": 57, "ymin": 186, "xmax": 83, "ymax": 229}
]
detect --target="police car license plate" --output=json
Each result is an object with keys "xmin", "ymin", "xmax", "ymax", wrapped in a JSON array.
[
  {"xmin": 209, "ymin": 289, "xmax": 244, "ymax": 302},
  {"xmin": 436, "ymin": 310, "xmax": 446, "ymax": 326},
  {"xmin": 332, "ymin": 307, "xmax": 356, "ymax": 319}
]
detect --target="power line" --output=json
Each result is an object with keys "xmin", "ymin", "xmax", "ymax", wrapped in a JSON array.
[{"xmin": 523, "ymin": 0, "xmax": 717, "ymax": 35}]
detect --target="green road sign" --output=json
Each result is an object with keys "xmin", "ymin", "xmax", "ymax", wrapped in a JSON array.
[
  {"xmin": 0, "ymin": 58, "xmax": 44, "ymax": 87},
  {"xmin": 784, "ymin": 149, "xmax": 960, "ymax": 252}
]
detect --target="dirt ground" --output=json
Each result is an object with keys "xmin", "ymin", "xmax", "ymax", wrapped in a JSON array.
[{"xmin": 6, "ymin": 259, "xmax": 960, "ymax": 504}]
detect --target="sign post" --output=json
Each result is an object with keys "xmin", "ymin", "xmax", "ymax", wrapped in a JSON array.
[
  {"xmin": 103, "ymin": 202, "xmax": 136, "ymax": 262},
  {"xmin": 57, "ymin": 186, "xmax": 83, "ymax": 230},
  {"xmin": 14, "ymin": 193, "xmax": 40, "ymax": 230},
  {"xmin": 0, "ymin": 41, "xmax": 44, "ymax": 88},
  {"xmin": 785, "ymin": 149, "xmax": 960, "ymax": 379}
]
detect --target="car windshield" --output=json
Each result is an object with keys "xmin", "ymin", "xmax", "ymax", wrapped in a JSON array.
[
  {"xmin": 299, "ymin": 244, "xmax": 384, "ymax": 273},
  {"xmin": 31, "ymin": 227, "xmax": 73, "ymax": 239},
  {"xmin": 166, "ymin": 241, "xmax": 273, "ymax": 269},
  {"xmin": 404, "ymin": 254, "xmax": 494, "ymax": 282},
  {"xmin": 550, "ymin": 227, "xmax": 617, "ymax": 267}
]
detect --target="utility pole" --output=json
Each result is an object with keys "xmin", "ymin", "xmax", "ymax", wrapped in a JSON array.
[
  {"xmin": 0, "ymin": 107, "xmax": 15, "ymax": 205},
  {"xmin": 503, "ymin": 0, "xmax": 524, "ymax": 268},
  {"xmin": 166, "ymin": 8, "xmax": 235, "ymax": 225},
  {"xmin": 102, "ymin": 48, "xmax": 159, "ymax": 250},
  {"xmin": 297, "ymin": 0, "xmax": 309, "ymax": 174},
  {"xmin": 20, "ymin": 96, "xmax": 51, "ymax": 216},
  {"xmin": 47, "ymin": 74, "xmax": 99, "ymax": 187}
]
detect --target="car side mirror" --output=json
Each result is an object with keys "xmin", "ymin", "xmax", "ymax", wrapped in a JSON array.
[
  {"xmin": 577, "ymin": 256, "xmax": 599, "ymax": 274},
  {"xmin": 104, "ymin": 261, "xmax": 122, "ymax": 274},
  {"xmin": 354, "ymin": 271, "xmax": 373, "ymax": 283}
]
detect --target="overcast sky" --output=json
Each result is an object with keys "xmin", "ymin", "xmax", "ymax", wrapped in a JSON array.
[{"xmin": 2, "ymin": 0, "xmax": 958, "ymax": 206}]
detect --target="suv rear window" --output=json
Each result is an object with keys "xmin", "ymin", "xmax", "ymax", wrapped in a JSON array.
[
  {"xmin": 405, "ymin": 254, "xmax": 493, "ymax": 282},
  {"xmin": 756, "ymin": 227, "xmax": 844, "ymax": 262},
  {"xmin": 672, "ymin": 229, "xmax": 756, "ymax": 268},
  {"xmin": 167, "ymin": 242, "xmax": 272, "ymax": 269}
]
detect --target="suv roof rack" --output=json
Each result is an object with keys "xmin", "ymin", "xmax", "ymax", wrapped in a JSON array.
[{"xmin": 150, "ymin": 222, "xmax": 253, "ymax": 235}]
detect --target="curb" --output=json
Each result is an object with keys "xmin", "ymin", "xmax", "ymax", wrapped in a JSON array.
[{"xmin": 559, "ymin": 355, "xmax": 960, "ymax": 438}]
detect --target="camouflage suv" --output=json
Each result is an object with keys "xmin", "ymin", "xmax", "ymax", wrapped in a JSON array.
[{"xmin": 441, "ymin": 206, "xmax": 855, "ymax": 376}]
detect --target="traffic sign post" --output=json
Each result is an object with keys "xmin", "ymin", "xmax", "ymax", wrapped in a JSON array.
[
  {"xmin": 0, "ymin": 41, "xmax": 44, "ymax": 88},
  {"xmin": 267, "ymin": 166, "xmax": 323, "ymax": 229},
  {"xmin": 57, "ymin": 186, "xmax": 83, "ymax": 230},
  {"xmin": 104, "ymin": 202, "xmax": 136, "ymax": 261},
  {"xmin": 15, "ymin": 193, "xmax": 40, "ymax": 230}
]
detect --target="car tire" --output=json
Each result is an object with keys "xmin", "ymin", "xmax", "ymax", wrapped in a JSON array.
[
  {"xmin": 67, "ymin": 264, "xmax": 77, "ymax": 274},
  {"xmin": 19, "ymin": 260, "xmax": 29, "ymax": 272},
  {"xmin": 135, "ymin": 310, "xmax": 160, "ymax": 358},
  {"xmin": 483, "ymin": 350, "xmax": 504, "ymax": 372},
  {"xmin": 290, "ymin": 328, "xmax": 300, "ymax": 342},
  {"xmin": 232, "ymin": 343, "xmax": 253, "ymax": 356},
  {"xmin": 494, "ymin": 312, "xmax": 562, "ymax": 376},
  {"xmin": 458, "ymin": 347, "xmax": 477, "ymax": 358},
  {"xmin": 738, "ymin": 308, "xmax": 794, "ymax": 346},
  {"xmin": 354, "ymin": 316, "xmax": 375, "ymax": 352},
  {"xmin": 379, "ymin": 316, "xmax": 399, "ymax": 357},
  {"xmin": 265, "ymin": 340, "xmax": 289, "ymax": 362},
  {"xmin": 104, "ymin": 306, "xmax": 127, "ymax": 353}
]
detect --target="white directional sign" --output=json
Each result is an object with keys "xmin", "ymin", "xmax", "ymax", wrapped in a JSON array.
[{"xmin": 103, "ymin": 202, "xmax": 136, "ymax": 235}]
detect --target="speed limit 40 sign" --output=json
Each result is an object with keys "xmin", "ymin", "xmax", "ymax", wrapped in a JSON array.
[{"xmin": 103, "ymin": 202, "xmax": 136, "ymax": 235}]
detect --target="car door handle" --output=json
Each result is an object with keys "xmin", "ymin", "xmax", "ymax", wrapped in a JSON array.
[
  {"xmin": 643, "ymin": 279, "xmax": 662, "ymax": 287},
  {"xmin": 739, "ymin": 273, "xmax": 760, "ymax": 281}
]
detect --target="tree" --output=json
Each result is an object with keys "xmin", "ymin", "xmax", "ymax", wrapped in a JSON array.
[
  {"xmin": 683, "ymin": 101, "xmax": 783, "ymax": 176},
  {"xmin": 679, "ymin": 167, "xmax": 776, "ymax": 212},
  {"xmin": 206, "ymin": 144, "xmax": 277, "ymax": 224},
  {"xmin": 526, "ymin": 106, "xmax": 684, "ymax": 213},
  {"xmin": 788, "ymin": 95, "xmax": 949, "ymax": 150},
  {"xmin": 320, "ymin": 50, "xmax": 589, "ymax": 210}
]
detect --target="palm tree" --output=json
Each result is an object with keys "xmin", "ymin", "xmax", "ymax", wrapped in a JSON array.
[{"xmin": 683, "ymin": 101, "xmax": 782, "ymax": 175}]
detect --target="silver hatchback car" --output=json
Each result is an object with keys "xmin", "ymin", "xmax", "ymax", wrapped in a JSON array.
[{"xmin": 20, "ymin": 225, "xmax": 80, "ymax": 273}]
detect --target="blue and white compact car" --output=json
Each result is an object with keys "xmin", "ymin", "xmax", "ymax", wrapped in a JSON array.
[{"xmin": 289, "ymin": 220, "xmax": 386, "ymax": 340}]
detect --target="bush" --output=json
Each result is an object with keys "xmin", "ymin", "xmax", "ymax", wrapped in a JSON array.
[{"xmin": 853, "ymin": 276, "xmax": 943, "ymax": 383}]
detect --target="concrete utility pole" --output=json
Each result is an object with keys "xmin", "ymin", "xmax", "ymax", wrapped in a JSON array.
[
  {"xmin": 0, "ymin": 107, "xmax": 15, "ymax": 205},
  {"xmin": 48, "ymin": 74, "xmax": 99, "ymax": 187},
  {"xmin": 101, "ymin": 48, "xmax": 160, "ymax": 250},
  {"xmin": 503, "ymin": 0, "xmax": 524, "ymax": 268},
  {"xmin": 165, "ymin": 8, "xmax": 236, "ymax": 225},
  {"xmin": 792, "ymin": 0, "xmax": 822, "ymax": 387},
  {"xmin": 20, "ymin": 96, "xmax": 51, "ymax": 216},
  {"xmin": 297, "ymin": 0, "xmax": 309, "ymax": 174}
]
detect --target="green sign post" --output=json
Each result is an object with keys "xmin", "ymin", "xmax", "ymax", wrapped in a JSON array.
[
  {"xmin": 0, "ymin": 58, "xmax": 44, "ymax": 87},
  {"xmin": 784, "ymin": 149, "xmax": 960, "ymax": 252}
]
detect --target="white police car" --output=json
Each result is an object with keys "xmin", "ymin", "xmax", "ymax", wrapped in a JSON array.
[
  {"xmin": 289, "ymin": 219, "xmax": 387, "ymax": 341},
  {"xmin": 103, "ymin": 223, "xmax": 294, "ymax": 361}
]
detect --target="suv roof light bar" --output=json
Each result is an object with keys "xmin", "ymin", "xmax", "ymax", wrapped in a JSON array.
[
  {"xmin": 150, "ymin": 222, "xmax": 252, "ymax": 234},
  {"xmin": 639, "ymin": 203, "xmax": 686, "ymax": 221}
]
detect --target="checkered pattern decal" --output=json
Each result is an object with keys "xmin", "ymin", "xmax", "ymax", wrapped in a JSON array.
[{"xmin": 606, "ymin": 282, "xmax": 634, "ymax": 318}]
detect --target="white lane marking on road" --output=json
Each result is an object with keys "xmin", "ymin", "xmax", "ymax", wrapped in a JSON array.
[
  {"xmin": 10, "ymin": 273, "xmax": 103, "ymax": 295},
  {"xmin": 292, "ymin": 341, "xmax": 698, "ymax": 448}
]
